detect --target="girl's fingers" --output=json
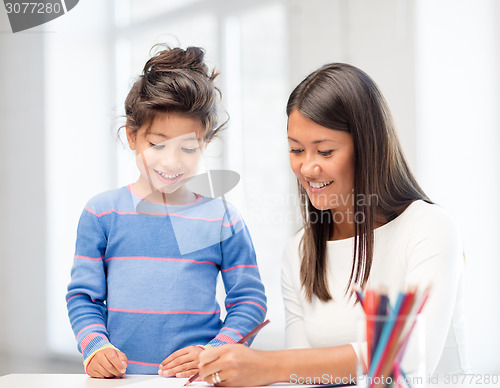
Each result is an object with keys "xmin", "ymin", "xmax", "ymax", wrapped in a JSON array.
[
  {"xmin": 103, "ymin": 352, "xmax": 126, "ymax": 376},
  {"xmin": 117, "ymin": 350, "xmax": 128, "ymax": 365},
  {"xmin": 161, "ymin": 347, "xmax": 190, "ymax": 367},
  {"xmin": 162, "ymin": 359, "xmax": 199, "ymax": 377},
  {"xmin": 87, "ymin": 366, "xmax": 104, "ymax": 379},
  {"xmin": 94, "ymin": 361, "xmax": 114, "ymax": 378}
]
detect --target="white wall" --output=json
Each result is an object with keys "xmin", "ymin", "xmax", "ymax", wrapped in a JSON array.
[
  {"xmin": 44, "ymin": 0, "xmax": 115, "ymax": 357},
  {"xmin": 0, "ymin": 11, "xmax": 47, "ymax": 358},
  {"xmin": 415, "ymin": 0, "xmax": 500, "ymax": 373},
  {"xmin": 286, "ymin": 0, "xmax": 417, "ymax": 169}
]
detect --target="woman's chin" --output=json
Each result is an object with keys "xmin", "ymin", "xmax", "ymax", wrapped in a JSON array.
[{"xmin": 309, "ymin": 201, "xmax": 332, "ymax": 212}]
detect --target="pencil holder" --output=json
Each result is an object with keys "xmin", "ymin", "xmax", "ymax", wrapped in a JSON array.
[{"xmin": 356, "ymin": 314, "xmax": 426, "ymax": 388}]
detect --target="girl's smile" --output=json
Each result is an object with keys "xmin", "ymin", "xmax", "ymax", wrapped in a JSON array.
[{"xmin": 154, "ymin": 170, "xmax": 184, "ymax": 184}]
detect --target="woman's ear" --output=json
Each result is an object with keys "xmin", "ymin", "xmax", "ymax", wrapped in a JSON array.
[{"xmin": 126, "ymin": 127, "xmax": 136, "ymax": 150}]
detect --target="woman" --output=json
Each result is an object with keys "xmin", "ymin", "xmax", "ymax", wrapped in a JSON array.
[{"xmin": 197, "ymin": 63, "xmax": 469, "ymax": 386}]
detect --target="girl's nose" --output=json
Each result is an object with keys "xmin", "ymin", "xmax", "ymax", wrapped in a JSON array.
[{"xmin": 159, "ymin": 148, "xmax": 182, "ymax": 170}]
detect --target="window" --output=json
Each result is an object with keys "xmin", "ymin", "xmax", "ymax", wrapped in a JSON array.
[{"xmin": 46, "ymin": 0, "xmax": 289, "ymax": 355}]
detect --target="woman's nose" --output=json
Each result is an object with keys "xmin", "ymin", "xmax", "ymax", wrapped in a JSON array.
[{"xmin": 300, "ymin": 154, "xmax": 320, "ymax": 177}]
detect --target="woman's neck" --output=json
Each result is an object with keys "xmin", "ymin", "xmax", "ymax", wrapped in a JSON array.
[{"xmin": 330, "ymin": 207, "xmax": 354, "ymax": 240}]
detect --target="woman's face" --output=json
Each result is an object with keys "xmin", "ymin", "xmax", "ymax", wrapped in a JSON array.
[{"xmin": 288, "ymin": 109, "xmax": 355, "ymax": 212}]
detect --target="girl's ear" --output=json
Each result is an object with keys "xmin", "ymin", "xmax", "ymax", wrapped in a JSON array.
[{"xmin": 126, "ymin": 127, "xmax": 137, "ymax": 150}]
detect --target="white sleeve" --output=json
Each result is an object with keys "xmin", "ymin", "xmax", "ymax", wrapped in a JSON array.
[
  {"xmin": 404, "ymin": 206, "xmax": 464, "ymax": 374},
  {"xmin": 281, "ymin": 237, "xmax": 310, "ymax": 349}
]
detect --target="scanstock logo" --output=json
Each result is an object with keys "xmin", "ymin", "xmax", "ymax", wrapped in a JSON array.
[{"xmin": 3, "ymin": 0, "xmax": 79, "ymax": 33}]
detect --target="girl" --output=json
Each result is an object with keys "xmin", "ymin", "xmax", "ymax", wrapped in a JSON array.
[
  {"xmin": 66, "ymin": 46, "xmax": 267, "ymax": 378},
  {"xmin": 196, "ymin": 63, "xmax": 469, "ymax": 386}
]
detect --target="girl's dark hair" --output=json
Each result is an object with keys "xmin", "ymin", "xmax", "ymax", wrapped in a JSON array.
[
  {"xmin": 124, "ymin": 45, "xmax": 224, "ymax": 141},
  {"xmin": 286, "ymin": 63, "xmax": 431, "ymax": 302}
]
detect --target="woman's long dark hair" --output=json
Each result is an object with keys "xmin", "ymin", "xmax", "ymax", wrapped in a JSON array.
[{"xmin": 287, "ymin": 63, "xmax": 431, "ymax": 302}]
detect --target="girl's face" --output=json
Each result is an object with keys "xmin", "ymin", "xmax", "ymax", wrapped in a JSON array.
[
  {"xmin": 126, "ymin": 113, "xmax": 205, "ymax": 201},
  {"xmin": 288, "ymin": 109, "xmax": 355, "ymax": 212}
]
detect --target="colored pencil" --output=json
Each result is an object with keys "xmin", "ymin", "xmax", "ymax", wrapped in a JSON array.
[{"xmin": 359, "ymin": 286, "xmax": 429, "ymax": 388}]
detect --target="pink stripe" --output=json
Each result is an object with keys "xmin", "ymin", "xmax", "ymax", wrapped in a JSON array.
[
  {"xmin": 222, "ymin": 326, "xmax": 243, "ymax": 339},
  {"xmin": 66, "ymin": 292, "xmax": 85, "ymax": 302},
  {"xmin": 108, "ymin": 307, "xmax": 220, "ymax": 315},
  {"xmin": 75, "ymin": 254, "xmax": 103, "ymax": 261},
  {"xmin": 86, "ymin": 206, "xmax": 224, "ymax": 222},
  {"xmin": 128, "ymin": 360, "xmax": 161, "ymax": 367},
  {"xmin": 226, "ymin": 301, "xmax": 267, "ymax": 313},
  {"xmin": 81, "ymin": 333, "xmax": 107, "ymax": 352},
  {"xmin": 222, "ymin": 218, "xmax": 242, "ymax": 227},
  {"xmin": 84, "ymin": 206, "xmax": 99, "ymax": 216},
  {"xmin": 216, "ymin": 334, "xmax": 237, "ymax": 344},
  {"xmin": 76, "ymin": 324, "xmax": 106, "ymax": 340},
  {"xmin": 104, "ymin": 256, "xmax": 217, "ymax": 266},
  {"xmin": 128, "ymin": 184, "xmax": 203, "ymax": 206},
  {"xmin": 222, "ymin": 264, "xmax": 258, "ymax": 272},
  {"xmin": 66, "ymin": 293, "xmax": 100, "ymax": 303}
]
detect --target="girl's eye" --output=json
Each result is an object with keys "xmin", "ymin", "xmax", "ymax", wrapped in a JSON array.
[
  {"xmin": 181, "ymin": 147, "xmax": 198, "ymax": 153},
  {"xmin": 318, "ymin": 150, "xmax": 333, "ymax": 156},
  {"xmin": 289, "ymin": 148, "xmax": 304, "ymax": 154},
  {"xmin": 150, "ymin": 142, "xmax": 165, "ymax": 150}
]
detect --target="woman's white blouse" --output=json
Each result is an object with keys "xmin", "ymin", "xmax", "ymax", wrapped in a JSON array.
[{"xmin": 281, "ymin": 200, "xmax": 470, "ymax": 375}]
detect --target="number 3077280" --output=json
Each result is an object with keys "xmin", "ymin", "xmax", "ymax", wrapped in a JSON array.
[{"xmin": 5, "ymin": 2, "xmax": 62, "ymax": 14}]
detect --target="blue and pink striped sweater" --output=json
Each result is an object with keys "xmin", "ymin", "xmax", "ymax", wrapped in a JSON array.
[{"xmin": 66, "ymin": 185, "xmax": 267, "ymax": 374}]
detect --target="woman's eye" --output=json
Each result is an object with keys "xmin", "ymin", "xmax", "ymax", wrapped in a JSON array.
[
  {"xmin": 150, "ymin": 142, "xmax": 165, "ymax": 150},
  {"xmin": 318, "ymin": 150, "xmax": 333, "ymax": 156},
  {"xmin": 181, "ymin": 147, "xmax": 198, "ymax": 153},
  {"xmin": 289, "ymin": 148, "xmax": 304, "ymax": 154}
]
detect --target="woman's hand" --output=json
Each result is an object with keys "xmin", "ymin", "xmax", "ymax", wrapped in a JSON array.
[
  {"xmin": 87, "ymin": 347, "xmax": 128, "ymax": 378},
  {"xmin": 158, "ymin": 345, "xmax": 204, "ymax": 378},
  {"xmin": 198, "ymin": 344, "xmax": 276, "ymax": 387}
]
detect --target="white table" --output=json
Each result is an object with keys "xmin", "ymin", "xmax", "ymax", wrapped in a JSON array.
[
  {"xmin": 0, "ymin": 374, "xmax": 498, "ymax": 388},
  {"xmin": 0, "ymin": 375, "xmax": 188, "ymax": 388}
]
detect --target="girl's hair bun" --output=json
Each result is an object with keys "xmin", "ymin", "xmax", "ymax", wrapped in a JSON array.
[
  {"xmin": 124, "ymin": 45, "xmax": 225, "ymax": 142},
  {"xmin": 143, "ymin": 45, "xmax": 214, "ymax": 81}
]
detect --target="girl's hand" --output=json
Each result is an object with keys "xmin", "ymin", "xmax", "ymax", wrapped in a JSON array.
[
  {"xmin": 158, "ymin": 345, "xmax": 204, "ymax": 378},
  {"xmin": 87, "ymin": 347, "xmax": 128, "ymax": 378},
  {"xmin": 198, "ymin": 344, "xmax": 275, "ymax": 387}
]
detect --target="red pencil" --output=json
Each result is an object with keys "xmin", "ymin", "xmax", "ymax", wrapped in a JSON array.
[{"xmin": 364, "ymin": 289, "xmax": 377, "ymax": 365}]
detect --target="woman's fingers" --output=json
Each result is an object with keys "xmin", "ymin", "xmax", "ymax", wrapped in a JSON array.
[
  {"xmin": 174, "ymin": 366, "xmax": 200, "ymax": 378},
  {"xmin": 198, "ymin": 345, "xmax": 224, "ymax": 367}
]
